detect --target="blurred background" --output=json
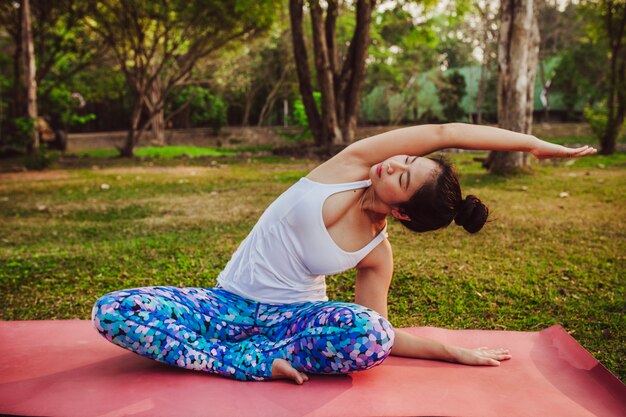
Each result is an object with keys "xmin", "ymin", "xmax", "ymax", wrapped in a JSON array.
[{"xmin": 1, "ymin": 0, "xmax": 624, "ymax": 166}]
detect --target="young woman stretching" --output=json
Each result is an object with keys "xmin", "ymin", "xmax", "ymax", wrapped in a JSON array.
[{"xmin": 92, "ymin": 123, "xmax": 596, "ymax": 384}]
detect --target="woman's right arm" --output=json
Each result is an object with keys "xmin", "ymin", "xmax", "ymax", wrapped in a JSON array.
[{"xmin": 342, "ymin": 123, "xmax": 596, "ymax": 166}]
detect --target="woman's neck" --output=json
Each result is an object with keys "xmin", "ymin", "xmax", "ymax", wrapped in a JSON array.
[{"xmin": 358, "ymin": 187, "xmax": 391, "ymax": 223}]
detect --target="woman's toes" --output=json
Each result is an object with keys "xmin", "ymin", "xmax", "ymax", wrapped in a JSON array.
[{"xmin": 271, "ymin": 359, "xmax": 308, "ymax": 385}]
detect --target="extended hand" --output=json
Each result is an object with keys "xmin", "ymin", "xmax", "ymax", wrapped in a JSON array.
[
  {"xmin": 449, "ymin": 346, "xmax": 512, "ymax": 366},
  {"xmin": 530, "ymin": 143, "xmax": 597, "ymax": 160}
]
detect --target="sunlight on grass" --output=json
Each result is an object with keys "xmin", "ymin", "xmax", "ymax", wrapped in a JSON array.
[{"xmin": 79, "ymin": 146, "xmax": 237, "ymax": 158}]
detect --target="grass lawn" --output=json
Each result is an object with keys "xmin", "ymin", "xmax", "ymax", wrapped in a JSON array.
[{"xmin": 0, "ymin": 149, "xmax": 624, "ymax": 381}]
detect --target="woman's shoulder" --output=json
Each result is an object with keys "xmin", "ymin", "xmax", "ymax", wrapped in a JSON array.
[{"xmin": 306, "ymin": 151, "xmax": 371, "ymax": 184}]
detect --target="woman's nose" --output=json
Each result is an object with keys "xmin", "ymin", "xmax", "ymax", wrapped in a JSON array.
[{"xmin": 387, "ymin": 160, "xmax": 405, "ymax": 173}]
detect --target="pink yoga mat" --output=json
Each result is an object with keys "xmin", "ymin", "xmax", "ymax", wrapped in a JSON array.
[{"xmin": 0, "ymin": 320, "xmax": 624, "ymax": 417}]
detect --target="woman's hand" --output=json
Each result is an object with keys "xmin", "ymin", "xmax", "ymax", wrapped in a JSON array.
[
  {"xmin": 447, "ymin": 345, "xmax": 512, "ymax": 366},
  {"xmin": 390, "ymin": 330, "xmax": 512, "ymax": 366},
  {"xmin": 530, "ymin": 142, "xmax": 597, "ymax": 160}
]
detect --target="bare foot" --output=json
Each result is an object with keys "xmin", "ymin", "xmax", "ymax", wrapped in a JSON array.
[{"xmin": 271, "ymin": 359, "xmax": 309, "ymax": 385}]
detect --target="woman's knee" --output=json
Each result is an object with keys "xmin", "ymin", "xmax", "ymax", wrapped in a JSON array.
[
  {"xmin": 91, "ymin": 289, "xmax": 158, "ymax": 330},
  {"xmin": 310, "ymin": 304, "xmax": 395, "ymax": 371},
  {"xmin": 349, "ymin": 308, "xmax": 395, "ymax": 367}
]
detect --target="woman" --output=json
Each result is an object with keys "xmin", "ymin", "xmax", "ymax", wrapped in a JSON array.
[{"xmin": 92, "ymin": 123, "xmax": 596, "ymax": 384}]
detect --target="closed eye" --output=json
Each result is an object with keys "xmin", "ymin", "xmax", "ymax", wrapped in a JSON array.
[
  {"xmin": 400, "ymin": 157, "xmax": 416, "ymax": 190},
  {"xmin": 406, "ymin": 157, "xmax": 417, "ymax": 190}
]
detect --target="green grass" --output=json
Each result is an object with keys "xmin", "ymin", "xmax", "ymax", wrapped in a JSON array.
[
  {"xmin": 77, "ymin": 145, "xmax": 276, "ymax": 159},
  {"xmin": 1, "ymin": 150, "xmax": 624, "ymax": 381}
]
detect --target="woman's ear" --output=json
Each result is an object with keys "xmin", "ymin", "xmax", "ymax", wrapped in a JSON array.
[{"xmin": 391, "ymin": 208, "xmax": 411, "ymax": 221}]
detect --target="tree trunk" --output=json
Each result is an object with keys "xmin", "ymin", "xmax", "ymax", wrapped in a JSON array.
[
  {"xmin": 241, "ymin": 85, "xmax": 258, "ymax": 127},
  {"xmin": 337, "ymin": 0, "xmax": 373, "ymax": 144},
  {"xmin": 258, "ymin": 67, "xmax": 288, "ymax": 126},
  {"xmin": 600, "ymin": 1, "xmax": 626, "ymax": 155},
  {"xmin": 476, "ymin": 62, "xmax": 488, "ymax": 125},
  {"xmin": 488, "ymin": 0, "xmax": 540, "ymax": 175},
  {"xmin": 21, "ymin": 0, "xmax": 39, "ymax": 153},
  {"xmin": 289, "ymin": 0, "xmax": 374, "ymax": 147},
  {"xmin": 150, "ymin": 107, "xmax": 166, "ymax": 146},
  {"xmin": 120, "ymin": 98, "xmax": 143, "ymax": 157},
  {"xmin": 475, "ymin": 0, "xmax": 497, "ymax": 125},
  {"xmin": 11, "ymin": 15, "xmax": 23, "ymax": 121},
  {"xmin": 289, "ymin": 0, "xmax": 323, "ymax": 146},
  {"xmin": 310, "ymin": 0, "xmax": 342, "ymax": 145},
  {"xmin": 147, "ymin": 74, "xmax": 166, "ymax": 146},
  {"xmin": 539, "ymin": 62, "xmax": 551, "ymax": 122}
]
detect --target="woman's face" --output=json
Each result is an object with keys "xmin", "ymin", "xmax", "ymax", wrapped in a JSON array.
[{"xmin": 369, "ymin": 155, "xmax": 438, "ymax": 206}]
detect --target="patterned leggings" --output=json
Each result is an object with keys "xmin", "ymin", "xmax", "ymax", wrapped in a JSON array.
[{"xmin": 91, "ymin": 286, "xmax": 395, "ymax": 381}]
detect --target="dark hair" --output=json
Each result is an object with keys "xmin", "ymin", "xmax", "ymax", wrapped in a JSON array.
[{"xmin": 397, "ymin": 157, "xmax": 489, "ymax": 233}]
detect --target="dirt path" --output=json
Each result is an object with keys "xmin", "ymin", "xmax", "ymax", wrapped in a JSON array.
[{"xmin": 0, "ymin": 170, "xmax": 73, "ymax": 183}]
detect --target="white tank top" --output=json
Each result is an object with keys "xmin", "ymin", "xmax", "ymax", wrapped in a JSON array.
[{"xmin": 217, "ymin": 177, "xmax": 388, "ymax": 304}]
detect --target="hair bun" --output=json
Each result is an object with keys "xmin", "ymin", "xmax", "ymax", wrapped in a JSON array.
[{"xmin": 454, "ymin": 195, "xmax": 489, "ymax": 233}]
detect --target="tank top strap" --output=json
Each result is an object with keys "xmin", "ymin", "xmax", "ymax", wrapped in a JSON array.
[
  {"xmin": 303, "ymin": 177, "xmax": 372, "ymax": 194},
  {"xmin": 354, "ymin": 223, "xmax": 388, "ymax": 258}
]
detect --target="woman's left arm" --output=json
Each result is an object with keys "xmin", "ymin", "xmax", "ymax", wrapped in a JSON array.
[
  {"xmin": 392, "ymin": 330, "xmax": 512, "ymax": 366},
  {"xmin": 343, "ymin": 123, "xmax": 596, "ymax": 167},
  {"xmin": 356, "ymin": 242, "xmax": 512, "ymax": 366}
]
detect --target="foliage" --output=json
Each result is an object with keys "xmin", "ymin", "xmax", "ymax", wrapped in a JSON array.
[
  {"xmin": 0, "ymin": 117, "xmax": 35, "ymax": 155},
  {"xmin": 438, "ymin": 70, "xmax": 467, "ymax": 121},
  {"xmin": 551, "ymin": 42, "xmax": 606, "ymax": 118},
  {"xmin": 584, "ymin": 101, "xmax": 610, "ymax": 140},
  {"xmin": 13, "ymin": 117, "xmax": 35, "ymax": 140},
  {"xmin": 361, "ymin": 86, "xmax": 391, "ymax": 124},
  {"xmin": 86, "ymin": 0, "xmax": 278, "ymax": 155},
  {"xmin": 45, "ymin": 83, "xmax": 96, "ymax": 128},
  {"xmin": 169, "ymin": 86, "xmax": 227, "ymax": 135},
  {"xmin": 368, "ymin": 5, "xmax": 437, "ymax": 89},
  {"xmin": 582, "ymin": 100, "xmax": 626, "ymax": 143},
  {"xmin": 208, "ymin": 15, "xmax": 297, "ymax": 126},
  {"xmin": 572, "ymin": 0, "xmax": 626, "ymax": 154},
  {"xmin": 292, "ymin": 92, "xmax": 321, "ymax": 128},
  {"xmin": 23, "ymin": 150, "xmax": 60, "ymax": 170},
  {"xmin": 0, "ymin": 0, "xmax": 619, "ymax": 141}
]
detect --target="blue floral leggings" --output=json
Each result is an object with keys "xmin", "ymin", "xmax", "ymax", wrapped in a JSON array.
[{"xmin": 91, "ymin": 286, "xmax": 395, "ymax": 381}]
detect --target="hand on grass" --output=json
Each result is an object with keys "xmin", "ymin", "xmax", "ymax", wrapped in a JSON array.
[
  {"xmin": 530, "ymin": 143, "xmax": 597, "ymax": 160},
  {"xmin": 448, "ymin": 346, "xmax": 512, "ymax": 366}
]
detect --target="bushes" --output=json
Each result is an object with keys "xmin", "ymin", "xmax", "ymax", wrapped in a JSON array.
[
  {"xmin": 438, "ymin": 70, "xmax": 467, "ymax": 122},
  {"xmin": 23, "ymin": 150, "xmax": 61, "ymax": 170},
  {"xmin": 292, "ymin": 91, "xmax": 321, "ymax": 127},
  {"xmin": 168, "ymin": 86, "xmax": 227, "ymax": 135}
]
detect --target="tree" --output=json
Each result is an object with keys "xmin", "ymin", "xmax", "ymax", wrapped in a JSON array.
[
  {"xmin": 289, "ymin": 0, "xmax": 375, "ymax": 147},
  {"xmin": 0, "ymin": 0, "xmax": 127, "ymax": 148},
  {"xmin": 87, "ymin": 0, "xmax": 276, "ymax": 157},
  {"xmin": 208, "ymin": 18, "xmax": 297, "ymax": 127},
  {"xmin": 364, "ymin": 2, "xmax": 444, "ymax": 125},
  {"xmin": 597, "ymin": 0, "xmax": 626, "ymax": 155},
  {"xmin": 487, "ymin": 0, "xmax": 540, "ymax": 175},
  {"xmin": 21, "ymin": 0, "xmax": 38, "ymax": 153},
  {"xmin": 438, "ymin": 70, "xmax": 466, "ymax": 121},
  {"xmin": 0, "ymin": 0, "xmax": 40, "ymax": 153},
  {"xmin": 472, "ymin": 0, "xmax": 499, "ymax": 124}
]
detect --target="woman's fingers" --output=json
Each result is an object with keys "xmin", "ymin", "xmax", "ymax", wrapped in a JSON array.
[
  {"xmin": 533, "ymin": 144, "xmax": 598, "ymax": 159},
  {"xmin": 570, "ymin": 145, "xmax": 597, "ymax": 157},
  {"xmin": 478, "ymin": 347, "xmax": 512, "ymax": 362}
]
